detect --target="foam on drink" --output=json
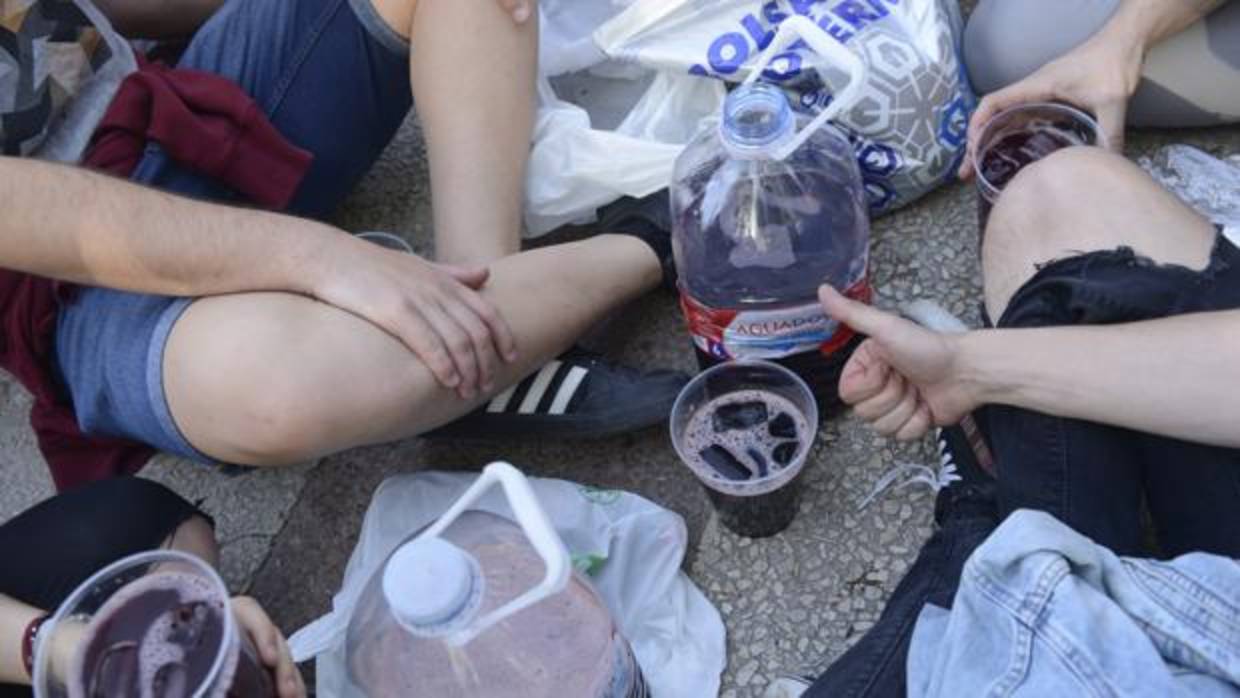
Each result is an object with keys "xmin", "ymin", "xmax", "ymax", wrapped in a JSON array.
[
  {"xmin": 68, "ymin": 571, "xmax": 235, "ymax": 698},
  {"xmin": 681, "ymin": 390, "xmax": 810, "ymax": 484}
]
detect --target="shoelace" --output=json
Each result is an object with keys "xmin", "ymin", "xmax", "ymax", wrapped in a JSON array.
[
  {"xmin": 857, "ymin": 299, "xmax": 977, "ymax": 510},
  {"xmin": 859, "ymin": 433, "xmax": 962, "ymax": 510}
]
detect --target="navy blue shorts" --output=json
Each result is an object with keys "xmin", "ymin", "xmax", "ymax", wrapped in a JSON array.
[{"xmin": 55, "ymin": 0, "xmax": 412, "ymax": 462}]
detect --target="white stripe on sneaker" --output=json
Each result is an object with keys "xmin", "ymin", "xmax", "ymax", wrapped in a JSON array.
[
  {"xmin": 486, "ymin": 384, "xmax": 519, "ymax": 414},
  {"xmin": 517, "ymin": 361, "xmax": 563, "ymax": 415},
  {"xmin": 548, "ymin": 366, "xmax": 589, "ymax": 415}
]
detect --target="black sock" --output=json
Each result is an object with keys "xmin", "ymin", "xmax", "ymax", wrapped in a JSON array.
[
  {"xmin": 610, "ymin": 215, "xmax": 672, "ymax": 265},
  {"xmin": 599, "ymin": 191, "xmax": 676, "ymax": 289}
]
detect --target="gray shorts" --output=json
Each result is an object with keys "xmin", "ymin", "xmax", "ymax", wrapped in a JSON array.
[
  {"xmin": 55, "ymin": 0, "xmax": 411, "ymax": 462},
  {"xmin": 964, "ymin": 0, "xmax": 1240, "ymax": 128}
]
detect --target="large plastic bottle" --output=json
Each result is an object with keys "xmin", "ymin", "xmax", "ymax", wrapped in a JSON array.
[
  {"xmin": 343, "ymin": 463, "xmax": 648, "ymax": 698},
  {"xmin": 671, "ymin": 18, "xmax": 872, "ymax": 412}
]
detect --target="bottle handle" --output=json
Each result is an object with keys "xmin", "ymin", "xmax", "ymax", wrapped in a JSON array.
[
  {"xmin": 421, "ymin": 462, "xmax": 571, "ymax": 646},
  {"xmin": 742, "ymin": 15, "xmax": 868, "ymax": 161}
]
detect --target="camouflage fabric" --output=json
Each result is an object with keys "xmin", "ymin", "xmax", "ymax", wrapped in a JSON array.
[{"xmin": 1, "ymin": 0, "xmax": 132, "ymax": 159}]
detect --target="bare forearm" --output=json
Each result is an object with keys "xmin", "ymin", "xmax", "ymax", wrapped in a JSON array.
[
  {"xmin": 0, "ymin": 157, "xmax": 340, "ymax": 298},
  {"xmin": 0, "ymin": 595, "xmax": 42, "ymax": 686},
  {"xmin": 963, "ymin": 311, "xmax": 1240, "ymax": 448},
  {"xmin": 1100, "ymin": 0, "xmax": 1227, "ymax": 50}
]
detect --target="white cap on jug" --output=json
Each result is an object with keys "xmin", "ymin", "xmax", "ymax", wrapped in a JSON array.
[{"xmin": 383, "ymin": 537, "xmax": 480, "ymax": 630}]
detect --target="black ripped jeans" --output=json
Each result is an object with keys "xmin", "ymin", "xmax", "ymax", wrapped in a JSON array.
[{"xmin": 807, "ymin": 231, "xmax": 1240, "ymax": 698}]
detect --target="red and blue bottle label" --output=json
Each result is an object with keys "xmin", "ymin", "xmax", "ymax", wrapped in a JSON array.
[{"xmin": 679, "ymin": 279, "xmax": 871, "ymax": 361}]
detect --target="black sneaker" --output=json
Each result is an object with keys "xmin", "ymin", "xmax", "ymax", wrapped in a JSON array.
[
  {"xmin": 936, "ymin": 425, "xmax": 995, "ymax": 486},
  {"xmin": 934, "ymin": 424, "xmax": 998, "ymax": 525},
  {"xmin": 424, "ymin": 349, "xmax": 690, "ymax": 440},
  {"xmin": 596, "ymin": 190, "xmax": 676, "ymax": 291},
  {"xmin": 900, "ymin": 299, "xmax": 998, "ymax": 490}
]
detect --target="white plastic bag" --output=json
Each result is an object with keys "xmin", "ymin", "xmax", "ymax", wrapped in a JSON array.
[
  {"xmin": 527, "ymin": 0, "xmax": 974, "ymax": 235},
  {"xmin": 1140, "ymin": 145, "xmax": 1240, "ymax": 241},
  {"xmin": 288, "ymin": 471, "xmax": 727, "ymax": 698}
]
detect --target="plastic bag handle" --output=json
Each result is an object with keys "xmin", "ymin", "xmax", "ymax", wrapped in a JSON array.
[
  {"xmin": 742, "ymin": 15, "xmax": 867, "ymax": 161},
  {"xmin": 420, "ymin": 462, "xmax": 571, "ymax": 646}
]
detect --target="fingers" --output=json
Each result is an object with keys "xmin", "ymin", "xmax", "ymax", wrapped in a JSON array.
[
  {"xmin": 957, "ymin": 151, "xmax": 977, "ymax": 182},
  {"xmin": 454, "ymin": 285, "xmax": 518, "ymax": 363},
  {"xmin": 420, "ymin": 302, "xmax": 483, "ymax": 399},
  {"xmin": 853, "ymin": 368, "xmax": 935, "ymax": 441},
  {"xmin": 854, "ymin": 370, "xmax": 906, "ymax": 423},
  {"xmin": 958, "ymin": 79, "xmax": 1046, "ymax": 180},
  {"xmin": 399, "ymin": 306, "xmax": 462, "ymax": 390},
  {"xmin": 231, "ymin": 597, "xmax": 278, "ymax": 664},
  {"xmin": 1096, "ymin": 101, "xmax": 1128, "ymax": 152},
  {"xmin": 838, "ymin": 339, "xmax": 889, "ymax": 405},
  {"xmin": 894, "ymin": 402, "xmax": 934, "ymax": 441},
  {"xmin": 439, "ymin": 263, "xmax": 490, "ymax": 290},
  {"xmin": 231, "ymin": 597, "xmax": 305, "ymax": 698},
  {"xmin": 440, "ymin": 296, "xmax": 500, "ymax": 394},
  {"xmin": 382, "ymin": 263, "xmax": 517, "ymax": 396},
  {"xmin": 870, "ymin": 378, "xmax": 919, "ymax": 434},
  {"xmin": 275, "ymin": 635, "xmax": 305, "ymax": 698}
]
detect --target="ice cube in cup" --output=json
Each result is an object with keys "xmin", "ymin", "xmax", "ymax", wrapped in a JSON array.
[{"xmin": 671, "ymin": 361, "xmax": 817, "ymax": 538}]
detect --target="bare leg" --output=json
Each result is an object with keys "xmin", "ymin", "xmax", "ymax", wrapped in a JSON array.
[
  {"xmin": 979, "ymin": 146, "xmax": 1240, "ymax": 560},
  {"xmin": 162, "ymin": 235, "xmax": 661, "ymax": 465},
  {"xmin": 371, "ymin": 0, "xmax": 537, "ymax": 265},
  {"xmin": 982, "ymin": 146, "xmax": 1215, "ymax": 319},
  {"xmin": 160, "ymin": 515, "xmax": 220, "ymax": 568}
]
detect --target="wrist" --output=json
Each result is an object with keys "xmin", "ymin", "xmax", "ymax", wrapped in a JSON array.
[
  {"xmin": 21, "ymin": 613, "xmax": 49, "ymax": 681},
  {"xmin": 1088, "ymin": 28, "xmax": 1147, "ymax": 94},
  {"xmin": 284, "ymin": 218, "xmax": 352, "ymax": 298},
  {"xmin": 954, "ymin": 330, "xmax": 1007, "ymax": 408}
]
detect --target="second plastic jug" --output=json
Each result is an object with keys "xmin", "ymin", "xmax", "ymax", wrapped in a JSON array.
[
  {"xmin": 342, "ymin": 463, "xmax": 648, "ymax": 697},
  {"xmin": 671, "ymin": 18, "xmax": 872, "ymax": 413}
]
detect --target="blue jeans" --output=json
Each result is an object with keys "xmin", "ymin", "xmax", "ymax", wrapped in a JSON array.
[
  {"xmin": 806, "ymin": 231, "xmax": 1240, "ymax": 697},
  {"xmin": 55, "ymin": 0, "xmax": 412, "ymax": 462}
]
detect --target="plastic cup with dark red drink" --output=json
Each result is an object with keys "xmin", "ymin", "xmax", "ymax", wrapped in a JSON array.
[
  {"xmin": 33, "ymin": 550, "xmax": 276, "ymax": 698},
  {"xmin": 975, "ymin": 102, "xmax": 1104, "ymax": 239},
  {"xmin": 671, "ymin": 360, "xmax": 818, "ymax": 538}
]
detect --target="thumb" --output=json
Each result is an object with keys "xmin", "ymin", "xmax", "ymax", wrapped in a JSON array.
[
  {"xmin": 438, "ymin": 263, "xmax": 490, "ymax": 289},
  {"xmin": 959, "ymin": 82, "xmax": 1043, "ymax": 180},
  {"xmin": 819, "ymin": 284, "xmax": 895, "ymax": 339}
]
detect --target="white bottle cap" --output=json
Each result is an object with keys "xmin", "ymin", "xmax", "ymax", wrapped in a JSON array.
[{"xmin": 383, "ymin": 538, "xmax": 480, "ymax": 630}]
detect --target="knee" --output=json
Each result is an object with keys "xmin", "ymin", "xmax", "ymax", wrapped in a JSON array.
[
  {"xmin": 981, "ymin": 146, "xmax": 1124, "ymax": 317},
  {"xmin": 168, "ymin": 515, "xmax": 221, "ymax": 568},
  {"xmin": 984, "ymin": 147, "xmax": 1122, "ymax": 259}
]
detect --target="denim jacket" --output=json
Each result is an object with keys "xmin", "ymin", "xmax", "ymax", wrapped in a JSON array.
[{"xmin": 907, "ymin": 510, "xmax": 1240, "ymax": 697}]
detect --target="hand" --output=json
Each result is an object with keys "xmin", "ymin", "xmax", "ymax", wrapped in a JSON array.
[
  {"xmin": 231, "ymin": 597, "xmax": 305, "ymax": 698},
  {"xmin": 959, "ymin": 34, "xmax": 1144, "ymax": 179},
  {"xmin": 44, "ymin": 616, "xmax": 88, "ymax": 685},
  {"xmin": 309, "ymin": 234, "xmax": 518, "ymax": 400},
  {"xmin": 820, "ymin": 286, "xmax": 981, "ymax": 440},
  {"xmin": 495, "ymin": 0, "xmax": 532, "ymax": 24}
]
